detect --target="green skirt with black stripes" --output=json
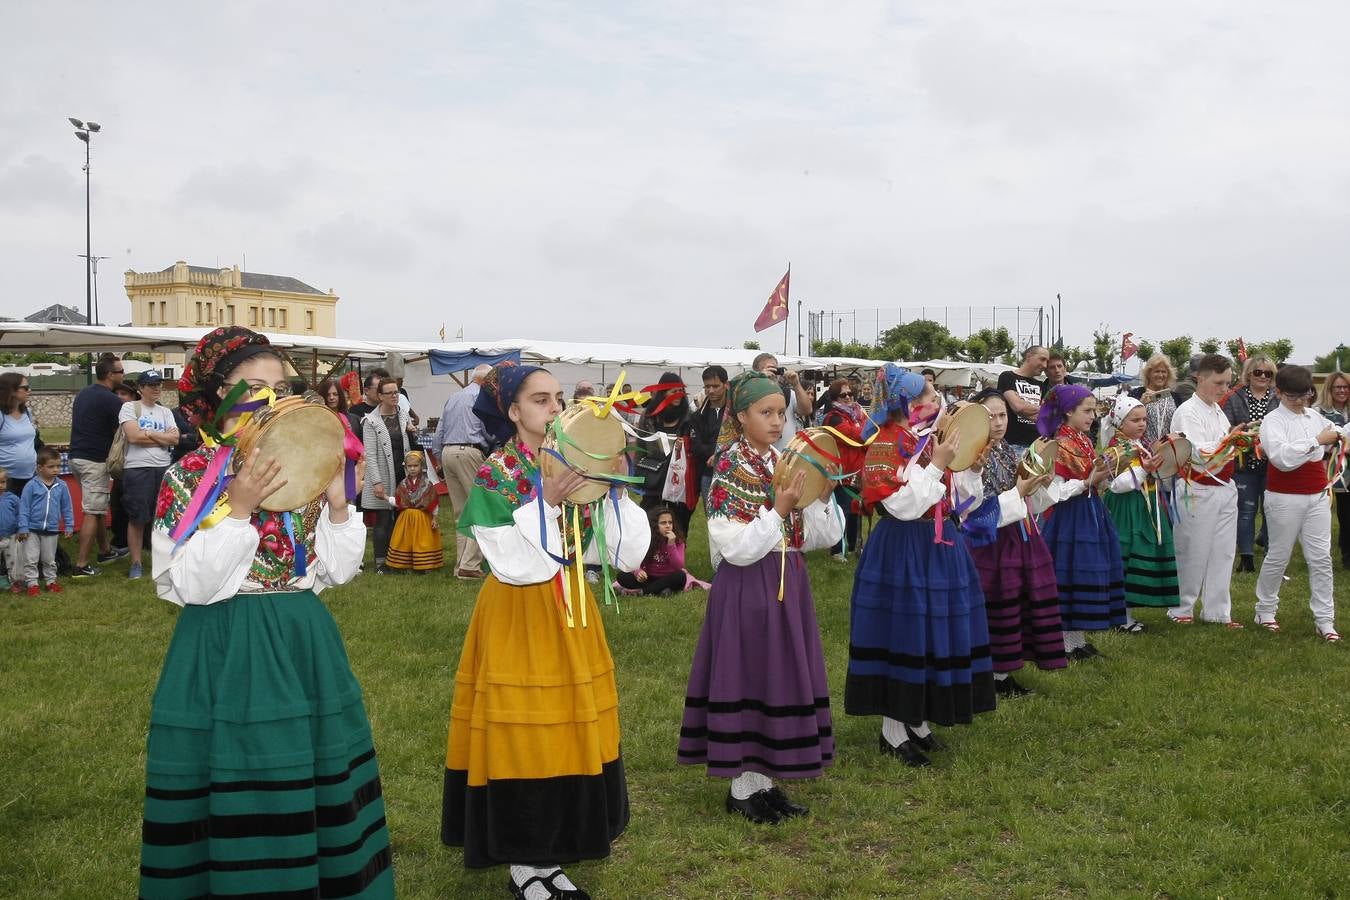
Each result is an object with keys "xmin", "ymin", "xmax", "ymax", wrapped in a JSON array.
[
  {"xmin": 1102, "ymin": 490, "xmax": 1181, "ymax": 609},
  {"xmin": 140, "ymin": 590, "xmax": 394, "ymax": 899}
]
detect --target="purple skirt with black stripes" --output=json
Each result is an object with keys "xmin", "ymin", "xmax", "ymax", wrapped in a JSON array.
[{"xmin": 678, "ymin": 552, "xmax": 834, "ymax": 780}]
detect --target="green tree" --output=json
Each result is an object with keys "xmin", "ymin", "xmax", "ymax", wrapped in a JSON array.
[
  {"xmin": 742, "ymin": 340, "xmax": 760, "ymax": 351},
  {"xmin": 1091, "ymin": 326, "xmax": 1117, "ymax": 374},
  {"xmin": 961, "ymin": 327, "xmax": 1015, "ymax": 364},
  {"xmin": 811, "ymin": 339, "xmax": 878, "ymax": 359},
  {"xmin": 1199, "ymin": 337, "xmax": 1222, "ymax": 354},
  {"xmin": 1251, "ymin": 338, "xmax": 1294, "ymax": 365},
  {"xmin": 879, "ymin": 319, "xmax": 959, "ymax": 361},
  {"xmin": 1224, "ymin": 339, "xmax": 1243, "ymax": 361},
  {"xmin": 1159, "ymin": 336, "xmax": 1193, "ymax": 372},
  {"xmin": 1314, "ymin": 344, "xmax": 1349, "ymax": 372},
  {"xmin": 1136, "ymin": 339, "xmax": 1156, "ymax": 363}
]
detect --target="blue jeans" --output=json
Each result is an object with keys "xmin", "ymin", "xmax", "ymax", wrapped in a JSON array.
[{"xmin": 1233, "ymin": 466, "xmax": 1268, "ymax": 555}]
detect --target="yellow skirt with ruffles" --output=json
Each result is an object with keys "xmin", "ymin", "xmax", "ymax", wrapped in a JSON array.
[
  {"xmin": 386, "ymin": 509, "xmax": 444, "ymax": 571},
  {"xmin": 441, "ymin": 574, "xmax": 628, "ymax": 867}
]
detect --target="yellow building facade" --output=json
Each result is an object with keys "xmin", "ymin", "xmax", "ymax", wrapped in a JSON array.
[{"xmin": 124, "ymin": 261, "xmax": 338, "ymax": 336}]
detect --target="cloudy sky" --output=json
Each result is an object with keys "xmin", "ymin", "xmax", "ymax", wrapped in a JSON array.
[{"xmin": 4, "ymin": 1, "xmax": 1348, "ymax": 360}]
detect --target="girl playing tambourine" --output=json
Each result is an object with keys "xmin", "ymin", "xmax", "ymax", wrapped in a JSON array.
[{"xmin": 140, "ymin": 326, "xmax": 393, "ymax": 899}]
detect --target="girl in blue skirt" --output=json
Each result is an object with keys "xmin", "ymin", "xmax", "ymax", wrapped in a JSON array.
[
  {"xmin": 140, "ymin": 327, "xmax": 393, "ymax": 899},
  {"xmin": 1032, "ymin": 385, "xmax": 1125, "ymax": 660},
  {"xmin": 844, "ymin": 365, "xmax": 996, "ymax": 768}
]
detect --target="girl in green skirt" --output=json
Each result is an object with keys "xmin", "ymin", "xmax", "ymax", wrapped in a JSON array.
[
  {"xmin": 1100, "ymin": 394, "xmax": 1181, "ymax": 632},
  {"xmin": 139, "ymin": 326, "xmax": 394, "ymax": 899}
]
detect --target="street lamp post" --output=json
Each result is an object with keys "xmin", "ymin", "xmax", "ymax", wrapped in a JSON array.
[{"xmin": 69, "ymin": 117, "xmax": 101, "ymax": 383}]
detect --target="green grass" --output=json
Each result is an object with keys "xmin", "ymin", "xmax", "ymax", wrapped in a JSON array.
[{"xmin": 3, "ymin": 510, "xmax": 1350, "ymax": 898}]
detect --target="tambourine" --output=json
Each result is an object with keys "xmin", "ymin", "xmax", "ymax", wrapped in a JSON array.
[
  {"xmin": 1018, "ymin": 436, "xmax": 1058, "ymax": 479},
  {"xmin": 541, "ymin": 403, "xmax": 629, "ymax": 505},
  {"xmin": 1154, "ymin": 437, "xmax": 1193, "ymax": 479},
  {"xmin": 772, "ymin": 428, "xmax": 842, "ymax": 509},
  {"xmin": 934, "ymin": 403, "xmax": 991, "ymax": 472},
  {"xmin": 232, "ymin": 394, "xmax": 347, "ymax": 512},
  {"xmin": 1099, "ymin": 442, "xmax": 1142, "ymax": 479}
]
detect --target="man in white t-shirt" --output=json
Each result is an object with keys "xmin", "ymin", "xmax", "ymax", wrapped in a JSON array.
[
  {"xmin": 752, "ymin": 352, "xmax": 813, "ymax": 450},
  {"xmin": 118, "ymin": 370, "xmax": 178, "ymax": 580}
]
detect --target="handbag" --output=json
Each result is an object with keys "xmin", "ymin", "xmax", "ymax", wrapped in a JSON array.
[
  {"xmin": 662, "ymin": 437, "xmax": 690, "ymax": 504},
  {"xmin": 106, "ymin": 426, "xmax": 128, "ymax": 478}
]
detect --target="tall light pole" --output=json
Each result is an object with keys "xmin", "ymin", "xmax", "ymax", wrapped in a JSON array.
[{"xmin": 70, "ymin": 117, "xmax": 101, "ymax": 383}]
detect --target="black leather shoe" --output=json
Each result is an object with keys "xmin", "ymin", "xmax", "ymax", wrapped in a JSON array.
[
  {"xmin": 726, "ymin": 789, "xmax": 782, "ymax": 825},
  {"xmin": 1237, "ymin": 554, "xmax": 1255, "ymax": 573},
  {"xmin": 507, "ymin": 871, "xmax": 591, "ymax": 900},
  {"xmin": 878, "ymin": 733, "xmax": 931, "ymax": 767},
  {"xmin": 1082, "ymin": 643, "xmax": 1103, "ymax": 658},
  {"xmin": 904, "ymin": 724, "xmax": 948, "ymax": 752},
  {"xmin": 761, "ymin": 786, "xmax": 809, "ymax": 818},
  {"xmin": 995, "ymin": 676, "xmax": 1036, "ymax": 698}
]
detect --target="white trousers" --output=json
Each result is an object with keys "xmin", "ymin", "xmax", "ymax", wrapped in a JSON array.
[
  {"xmin": 21, "ymin": 533, "xmax": 59, "ymax": 585},
  {"xmin": 1255, "ymin": 491, "xmax": 1335, "ymax": 629},
  {"xmin": 1172, "ymin": 481, "xmax": 1237, "ymax": 622}
]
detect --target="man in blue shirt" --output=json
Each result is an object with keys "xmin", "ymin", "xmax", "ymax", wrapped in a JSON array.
[
  {"xmin": 68, "ymin": 354, "xmax": 130, "ymax": 576},
  {"xmin": 433, "ymin": 364, "xmax": 491, "ymax": 579}
]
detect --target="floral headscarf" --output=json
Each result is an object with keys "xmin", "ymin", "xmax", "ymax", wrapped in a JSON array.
[
  {"xmin": 1036, "ymin": 384, "xmax": 1093, "ymax": 438},
  {"xmin": 863, "ymin": 364, "xmax": 926, "ymax": 439},
  {"xmin": 177, "ymin": 326, "xmax": 277, "ymax": 427},
  {"xmin": 472, "ymin": 361, "xmax": 544, "ymax": 449}
]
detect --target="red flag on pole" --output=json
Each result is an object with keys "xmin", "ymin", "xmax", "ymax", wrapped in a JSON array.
[
  {"xmin": 1121, "ymin": 332, "xmax": 1138, "ymax": 362},
  {"xmin": 753, "ymin": 267, "xmax": 790, "ymax": 333},
  {"xmin": 1236, "ymin": 337, "xmax": 1248, "ymax": 363}
]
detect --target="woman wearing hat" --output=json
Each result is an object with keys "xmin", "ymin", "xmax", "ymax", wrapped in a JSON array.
[
  {"xmin": 844, "ymin": 365, "xmax": 995, "ymax": 768},
  {"xmin": 118, "ymin": 369, "xmax": 178, "ymax": 580},
  {"xmin": 677, "ymin": 371, "xmax": 842, "ymax": 826},
  {"xmin": 1098, "ymin": 394, "xmax": 1180, "ymax": 633},
  {"xmin": 1031, "ymin": 385, "xmax": 1125, "ymax": 659},
  {"xmin": 441, "ymin": 363, "xmax": 648, "ymax": 900},
  {"xmin": 139, "ymin": 327, "xmax": 393, "ymax": 899}
]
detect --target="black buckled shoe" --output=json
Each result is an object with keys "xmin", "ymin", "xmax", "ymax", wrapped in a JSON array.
[
  {"xmin": 878, "ymin": 733, "xmax": 931, "ymax": 767},
  {"xmin": 904, "ymin": 724, "xmax": 948, "ymax": 752},
  {"xmin": 994, "ymin": 676, "xmax": 1035, "ymax": 698},
  {"xmin": 507, "ymin": 871, "xmax": 591, "ymax": 900},
  {"xmin": 761, "ymin": 786, "xmax": 809, "ymax": 818},
  {"xmin": 726, "ymin": 789, "xmax": 783, "ymax": 825}
]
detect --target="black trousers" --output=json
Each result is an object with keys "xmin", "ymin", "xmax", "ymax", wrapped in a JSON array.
[
  {"xmin": 371, "ymin": 509, "xmax": 395, "ymax": 563},
  {"xmin": 616, "ymin": 570, "xmax": 685, "ymax": 595},
  {"xmin": 1337, "ymin": 492, "xmax": 1350, "ymax": 564}
]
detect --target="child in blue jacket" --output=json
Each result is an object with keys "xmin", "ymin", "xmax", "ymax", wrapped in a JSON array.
[
  {"xmin": 17, "ymin": 448, "xmax": 74, "ymax": 596},
  {"xmin": 0, "ymin": 467, "xmax": 19, "ymax": 590}
]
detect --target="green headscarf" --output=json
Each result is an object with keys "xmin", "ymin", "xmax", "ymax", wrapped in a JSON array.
[{"xmin": 717, "ymin": 370, "xmax": 784, "ymax": 445}]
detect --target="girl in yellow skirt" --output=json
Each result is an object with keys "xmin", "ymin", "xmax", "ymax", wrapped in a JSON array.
[
  {"xmin": 441, "ymin": 362, "xmax": 649, "ymax": 900},
  {"xmin": 386, "ymin": 450, "xmax": 443, "ymax": 572}
]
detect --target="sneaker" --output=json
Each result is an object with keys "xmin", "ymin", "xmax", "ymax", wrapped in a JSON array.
[
  {"xmin": 26, "ymin": 584, "xmax": 40, "ymax": 597},
  {"xmin": 9, "ymin": 583, "xmax": 22, "ymax": 595},
  {"xmin": 71, "ymin": 565, "xmax": 100, "ymax": 578},
  {"xmin": 98, "ymin": 547, "xmax": 131, "ymax": 562},
  {"xmin": 45, "ymin": 583, "xmax": 63, "ymax": 594},
  {"xmin": 128, "ymin": 563, "xmax": 143, "ymax": 580}
]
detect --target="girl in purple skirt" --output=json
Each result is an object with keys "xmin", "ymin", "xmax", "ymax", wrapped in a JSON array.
[
  {"xmin": 961, "ymin": 390, "xmax": 1065, "ymax": 697},
  {"xmin": 678, "ymin": 370, "xmax": 842, "ymax": 826}
]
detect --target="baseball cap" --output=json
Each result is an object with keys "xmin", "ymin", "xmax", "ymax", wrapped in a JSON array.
[{"xmin": 137, "ymin": 369, "xmax": 164, "ymax": 386}]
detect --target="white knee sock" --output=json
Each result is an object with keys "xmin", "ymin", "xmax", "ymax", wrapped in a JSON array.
[
  {"xmin": 1125, "ymin": 609, "xmax": 1137, "ymax": 626},
  {"xmin": 881, "ymin": 716, "xmax": 910, "ymax": 747},
  {"xmin": 909, "ymin": 721, "xmax": 933, "ymax": 738},
  {"xmin": 994, "ymin": 672, "xmax": 1009, "ymax": 682},
  {"xmin": 1062, "ymin": 630, "xmax": 1085, "ymax": 651},
  {"xmin": 510, "ymin": 865, "xmax": 557, "ymax": 900},
  {"xmin": 730, "ymin": 771, "xmax": 772, "ymax": 799}
]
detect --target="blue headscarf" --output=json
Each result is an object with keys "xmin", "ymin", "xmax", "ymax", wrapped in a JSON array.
[
  {"xmin": 473, "ymin": 362, "xmax": 545, "ymax": 448},
  {"xmin": 862, "ymin": 364, "xmax": 928, "ymax": 439},
  {"xmin": 1036, "ymin": 384, "xmax": 1093, "ymax": 438}
]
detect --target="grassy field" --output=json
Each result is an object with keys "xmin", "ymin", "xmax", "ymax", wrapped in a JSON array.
[{"xmin": 2, "ymin": 507, "xmax": 1349, "ymax": 899}]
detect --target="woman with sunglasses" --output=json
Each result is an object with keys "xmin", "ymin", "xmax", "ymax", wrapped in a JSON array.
[
  {"xmin": 1317, "ymin": 372, "xmax": 1350, "ymax": 567},
  {"xmin": 1252, "ymin": 365, "xmax": 1349, "ymax": 640},
  {"xmin": 0, "ymin": 373, "xmax": 38, "ymax": 496},
  {"xmin": 820, "ymin": 378, "xmax": 866, "ymax": 560},
  {"xmin": 1223, "ymin": 356, "xmax": 1277, "ymax": 572}
]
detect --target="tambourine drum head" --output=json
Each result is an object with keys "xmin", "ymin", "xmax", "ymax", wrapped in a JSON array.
[
  {"xmin": 1155, "ymin": 437, "xmax": 1192, "ymax": 479},
  {"xmin": 542, "ymin": 404, "xmax": 628, "ymax": 505},
  {"xmin": 236, "ymin": 400, "xmax": 346, "ymax": 512},
  {"xmin": 938, "ymin": 404, "xmax": 991, "ymax": 472},
  {"xmin": 772, "ymin": 428, "xmax": 841, "ymax": 510},
  {"xmin": 1018, "ymin": 436, "xmax": 1058, "ymax": 478}
]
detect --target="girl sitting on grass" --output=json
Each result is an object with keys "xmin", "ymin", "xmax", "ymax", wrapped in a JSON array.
[{"xmin": 615, "ymin": 506, "xmax": 708, "ymax": 596}]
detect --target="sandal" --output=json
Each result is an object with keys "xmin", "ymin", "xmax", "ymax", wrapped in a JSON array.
[
  {"xmin": 1318, "ymin": 629, "xmax": 1341, "ymax": 643},
  {"xmin": 1224, "ymin": 621, "xmax": 1245, "ymax": 630},
  {"xmin": 1256, "ymin": 618, "xmax": 1280, "ymax": 632},
  {"xmin": 1167, "ymin": 614, "xmax": 1193, "ymax": 624}
]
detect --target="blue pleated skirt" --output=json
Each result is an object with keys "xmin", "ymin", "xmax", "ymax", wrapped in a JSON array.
[
  {"xmin": 1039, "ymin": 492, "xmax": 1127, "ymax": 631},
  {"xmin": 844, "ymin": 517, "xmax": 996, "ymax": 727}
]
